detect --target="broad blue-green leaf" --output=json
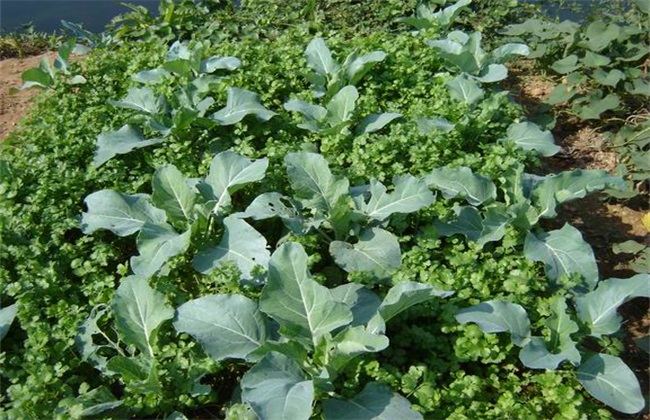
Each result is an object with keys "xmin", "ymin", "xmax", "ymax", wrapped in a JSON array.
[
  {"xmin": 193, "ymin": 216, "xmax": 269, "ymax": 279},
  {"xmin": 106, "ymin": 354, "xmax": 154, "ymax": 383},
  {"xmin": 328, "ymin": 326, "xmax": 389, "ymax": 370},
  {"xmin": 323, "ymin": 382, "xmax": 423, "ymax": 420},
  {"xmin": 111, "ymin": 276, "xmax": 174, "ymax": 357},
  {"xmin": 356, "ymin": 112, "xmax": 401, "ymax": 135},
  {"xmin": 574, "ymin": 274, "xmax": 650, "ymax": 337},
  {"xmin": 76, "ymin": 305, "xmax": 112, "ymax": 374},
  {"xmin": 132, "ymin": 68, "xmax": 171, "ymax": 84},
  {"xmin": 330, "ymin": 228, "xmax": 401, "ymax": 280},
  {"xmin": 474, "ymin": 64, "xmax": 508, "ymax": 83},
  {"xmin": 416, "ymin": 116, "xmax": 455, "ymax": 134},
  {"xmin": 431, "ymin": 0, "xmax": 472, "ymax": 27},
  {"xmin": 241, "ymin": 352, "xmax": 314, "ymax": 420},
  {"xmin": 505, "ymin": 122, "xmax": 560, "ymax": 157},
  {"xmin": 491, "ymin": 43, "xmax": 530, "ymax": 63},
  {"xmin": 577, "ymin": 354, "xmax": 645, "ymax": 414},
  {"xmin": 152, "ymin": 164, "xmax": 197, "ymax": 224},
  {"xmin": 346, "ymin": 51, "xmax": 387, "ymax": 85},
  {"xmin": 531, "ymin": 169, "xmax": 625, "ymax": 218},
  {"xmin": 633, "ymin": 0, "xmax": 650, "ymax": 13},
  {"xmin": 109, "ymin": 87, "xmax": 167, "ymax": 115},
  {"xmin": 625, "ymin": 78, "xmax": 650, "ymax": 95},
  {"xmin": 164, "ymin": 41, "xmax": 197, "ymax": 76},
  {"xmin": 260, "ymin": 243, "xmax": 352, "ymax": 345},
  {"xmin": 131, "ymin": 222, "xmax": 191, "ymax": 278},
  {"xmin": 551, "ymin": 55, "xmax": 581, "ymax": 74},
  {"xmin": 519, "ymin": 298, "xmax": 580, "ymax": 369},
  {"xmin": 361, "ymin": 175, "xmax": 435, "ymax": 221},
  {"xmin": 305, "ymin": 37, "xmax": 340, "ymax": 76},
  {"xmin": 0, "ymin": 303, "xmax": 18, "ymax": 342},
  {"xmin": 20, "ymin": 66, "xmax": 53, "ymax": 89},
  {"xmin": 94, "ymin": 125, "xmax": 165, "ymax": 167},
  {"xmin": 581, "ymin": 51, "xmax": 611, "ymax": 68},
  {"xmin": 435, "ymin": 206, "xmax": 508, "ymax": 246},
  {"xmin": 326, "ymin": 85, "xmax": 358, "ymax": 127},
  {"xmin": 379, "ymin": 282, "xmax": 454, "ymax": 324},
  {"xmin": 81, "ymin": 190, "xmax": 167, "ymax": 237},
  {"xmin": 285, "ymin": 152, "xmax": 349, "ymax": 213},
  {"xmin": 238, "ymin": 192, "xmax": 304, "ymax": 235},
  {"xmin": 575, "ymin": 93, "xmax": 620, "ymax": 120},
  {"xmin": 593, "ymin": 69, "xmax": 625, "ymax": 87},
  {"xmin": 199, "ymin": 56, "xmax": 241, "ymax": 73},
  {"xmin": 200, "ymin": 151, "xmax": 268, "ymax": 214},
  {"xmin": 174, "ymin": 294, "xmax": 268, "ymax": 361},
  {"xmin": 519, "ymin": 336, "xmax": 581, "ymax": 370},
  {"xmin": 425, "ymin": 166, "xmax": 496, "ymax": 205},
  {"xmin": 331, "ymin": 284, "xmax": 382, "ymax": 327},
  {"xmin": 284, "ymin": 99, "xmax": 327, "ymax": 124},
  {"xmin": 546, "ymin": 84, "xmax": 578, "ymax": 105},
  {"xmin": 455, "ymin": 300, "xmax": 531, "ymax": 347},
  {"xmin": 211, "ymin": 87, "xmax": 275, "ymax": 125},
  {"xmin": 446, "ymin": 75, "xmax": 484, "ymax": 106},
  {"xmin": 524, "ymin": 224, "xmax": 598, "ymax": 290},
  {"xmin": 75, "ymin": 386, "xmax": 124, "ymax": 417},
  {"xmin": 580, "ymin": 21, "xmax": 620, "ymax": 52}
]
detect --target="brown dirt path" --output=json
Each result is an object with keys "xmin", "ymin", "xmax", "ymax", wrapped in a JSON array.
[{"xmin": 0, "ymin": 53, "xmax": 54, "ymax": 141}]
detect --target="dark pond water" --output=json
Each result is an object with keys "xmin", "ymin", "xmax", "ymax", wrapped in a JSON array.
[{"xmin": 0, "ymin": 1, "xmax": 159, "ymax": 33}]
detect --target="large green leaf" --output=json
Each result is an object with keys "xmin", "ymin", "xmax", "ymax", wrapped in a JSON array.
[
  {"xmin": 575, "ymin": 93, "xmax": 620, "ymax": 120},
  {"xmin": 331, "ymin": 284, "xmax": 382, "ymax": 327},
  {"xmin": 593, "ymin": 69, "xmax": 625, "ymax": 87},
  {"xmin": 580, "ymin": 21, "xmax": 620, "ymax": 52},
  {"xmin": 346, "ymin": 51, "xmax": 387, "ymax": 85},
  {"xmin": 574, "ymin": 274, "xmax": 650, "ymax": 337},
  {"xmin": 241, "ymin": 352, "xmax": 314, "ymax": 420},
  {"xmin": 446, "ymin": 75, "xmax": 484, "ymax": 106},
  {"xmin": 518, "ymin": 298, "xmax": 580, "ymax": 369},
  {"xmin": 505, "ymin": 122, "xmax": 560, "ymax": 157},
  {"xmin": 76, "ymin": 305, "xmax": 112, "ymax": 374},
  {"xmin": 199, "ymin": 56, "xmax": 241, "ymax": 73},
  {"xmin": 531, "ymin": 169, "xmax": 625, "ymax": 218},
  {"xmin": 238, "ymin": 192, "xmax": 304, "ymax": 235},
  {"xmin": 199, "ymin": 151, "xmax": 268, "ymax": 214},
  {"xmin": 455, "ymin": 300, "xmax": 531, "ymax": 346},
  {"xmin": 131, "ymin": 222, "xmax": 191, "ymax": 278},
  {"xmin": 192, "ymin": 216, "xmax": 270, "ymax": 280},
  {"xmin": 379, "ymin": 282, "xmax": 454, "ymax": 324},
  {"xmin": 577, "ymin": 354, "xmax": 645, "ymax": 414},
  {"xmin": 325, "ymin": 85, "xmax": 358, "ymax": 127},
  {"xmin": 259, "ymin": 243, "xmax": 352, "ymax": 345},
  {"xmin": 328, "ymin": 326, "xmax": 389, "ymax": 371},
  {"xmin": 551, "ymin": 55, "xmax": 581, "ymax": 74},
  {"xmin": 323, "ymin": 382, "xmax": 423, "ymax": 420},
  {"xmin": 355, "ymin": 112, "xmax": 402, "ymax": 135},
  {"xmin": 524, "ymin": 224, "xmax": 598, "ymax": 290},
  {"xmin": 435, "ymin": 206, "xmax": 508, "ymax": 246},
  {"xmin": 210, "ymin": 87, "xmax": 275, "ymax": 125},
  {"xmin": 174, "ymin": 294, "xmax": 268, "ymax": 362},
  {"xmin": 284, "ymin": 99, "xmax": 327, "ymax": 132},
  {"xmin": 0, "ymin": 303, "xmax": 18, "ymax": 342},
  {"xmin": 108, "ymin": 87, "xmax": 167, "ymax": 115},
  {"xmin": 111, "ymin": 276, "xmax": 174, "ymax": 357},
  {"xmin": 430, "ymin": 0, "xmax": 472, "ymax": 27},
  {"xmin": 81, "ymin": 190, "xmax": 167, "ymax": 237},
  {"xmin": 360, "ymin": 175, "xmax": 435, "ymax": 221},
  {"xmin": 305, "ymin": 37, "xmax": 340, "ymax": 77},
  {"xmin": 152, "ymin": 164, "xmax": 197, "ymax": 224},
  {"xmin": 425, "ymin": 166, "xmax": 496, "ymax": 205},
  {"xmin": 330, "ymin": 228, "xmax": 401, "ymax": 280},
  {"xmin": 94, "ymin": 125, "xmax": 165, "ymax": 167},
  {"xmin": 285, "ymin": 152, "xmax": 349, "ymax": 214}
]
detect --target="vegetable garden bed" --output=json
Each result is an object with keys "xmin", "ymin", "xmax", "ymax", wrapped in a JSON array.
[{"xmin": 0, "ymin": 1, "xmax": 648, "ymax": 418}]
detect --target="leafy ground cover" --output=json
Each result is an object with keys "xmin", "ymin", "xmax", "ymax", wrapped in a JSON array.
[{"xmin": 0, "ymin": 0, "xmax": 648, "ymax": 419}]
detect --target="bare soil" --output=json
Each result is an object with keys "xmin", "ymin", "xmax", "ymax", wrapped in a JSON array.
[{"xmin": 0, "ymin": 53, "xmax": 56, "ymax": 141}]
